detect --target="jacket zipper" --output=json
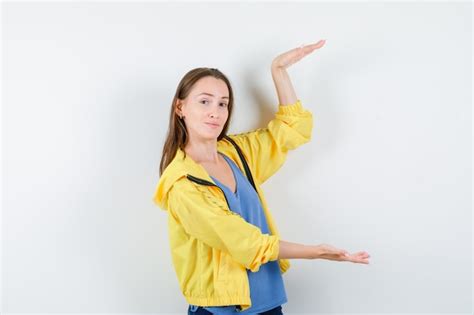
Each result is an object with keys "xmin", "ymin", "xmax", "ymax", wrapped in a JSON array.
[
  {"xmin": 186, "ymin": 174, "xmax": 234, "ymax": 213},
  {"xmin": 186, "ymin": 135, "xmax": 258, "ymax": 217},
  {"xmin": 185, "ymin": 138, "xmax": 261, "ymax": 312}
]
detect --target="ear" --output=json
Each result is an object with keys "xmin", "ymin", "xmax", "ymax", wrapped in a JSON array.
[{"xmin": 175, "ymin": 99, "xmax": 183, "ymax": 116}]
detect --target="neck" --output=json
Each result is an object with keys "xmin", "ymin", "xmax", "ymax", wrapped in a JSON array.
[{"xmin": 184, "ymin": 138, "xmax": 220, "ymax": 164}]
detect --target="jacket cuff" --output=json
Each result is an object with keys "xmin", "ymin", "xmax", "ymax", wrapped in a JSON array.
[
  {"xmin": 269, "ymin": 235, "xmax": 280, "ymax": 261},
  {"xmin": 277, "ymin": 99, "xmax": 303, "ymax": 115}
]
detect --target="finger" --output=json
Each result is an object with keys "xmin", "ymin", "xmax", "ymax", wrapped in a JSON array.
[
  {"xmin": 299, "ymin": 40, "xmax": 324, "ymax": 49},
  {"xmin": 353, "ymin": 257, "xmax": 369, "ymax": 264},
  {"xmin": 312, "ymin": 40, "xmax": 326, "ymax": 47},
  {"xmin": 299, "ymin": 46, "xmax": 319, "ymax": 58},
  {"xmin": 304, "ymin": 41, "xmax": 325, "ymax": 51},
  {"xmin": 288, "ymin": 45, "xmax": 316, "ymax": 61}
]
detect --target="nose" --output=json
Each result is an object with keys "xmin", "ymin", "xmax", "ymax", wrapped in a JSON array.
[{"xmin": 208, "ymin": 107, "xmax": 219, "ymax": 119}]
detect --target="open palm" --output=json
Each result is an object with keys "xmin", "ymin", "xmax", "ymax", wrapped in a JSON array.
[{"xmin": 317, "ymin": 243, "xmax": 371, "ymax": 264}]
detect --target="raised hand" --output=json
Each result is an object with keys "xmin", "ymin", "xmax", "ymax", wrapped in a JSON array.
[
  {"xmin": 270, "ymin": 40, "xmax": 326, "ymax": 105},
  {"xmin": 271, "ymin": 40, "xmax": 326, "ymax": 70}
]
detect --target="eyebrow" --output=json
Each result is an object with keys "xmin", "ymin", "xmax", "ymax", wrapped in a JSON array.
[{"xmin": 197, "ymin": 92, "xmax": 229, "ymax": 99}]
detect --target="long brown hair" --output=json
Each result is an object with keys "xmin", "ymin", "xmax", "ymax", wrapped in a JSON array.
[{"xmin": 159, "ymin": 67, "xmax": 235, "ymax": 176}]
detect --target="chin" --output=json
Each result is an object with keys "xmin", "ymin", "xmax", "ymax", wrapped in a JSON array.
[{"xmin": 199, "ymin": 132, "xmax": 220, "ymax": 141}]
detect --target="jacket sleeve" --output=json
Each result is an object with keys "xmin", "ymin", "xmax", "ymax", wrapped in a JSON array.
[
  {"xmin": 167, "ymin": 180, "xmax": 280, "ymax": 273},
  {"xmin": 227, "ymin": 99, "xmax": 313, "ymax": 185}
]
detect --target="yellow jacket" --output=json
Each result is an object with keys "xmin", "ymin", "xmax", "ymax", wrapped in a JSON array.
[{"xmin": 153, "ymin": 99, "xmax": 313, "ymax": 311}]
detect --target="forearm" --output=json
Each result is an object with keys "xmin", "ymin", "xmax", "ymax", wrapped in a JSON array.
[
  {"xmin": 271, "ymin": 65, "xmax": 298, "ymax": 106},
  {"xmin": 277, "ymin": 239, "xmax": 319, "ymax": 259}
]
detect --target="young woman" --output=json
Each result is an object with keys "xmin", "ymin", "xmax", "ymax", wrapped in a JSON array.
[{"xmin": 153, "ymin": 40, "xmax": 370, "ymax": 315}]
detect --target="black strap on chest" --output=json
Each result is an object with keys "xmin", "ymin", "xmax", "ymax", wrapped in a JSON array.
[{"xmin": 223, "ymin": 135, "xmax": 257, "ymax": 193}]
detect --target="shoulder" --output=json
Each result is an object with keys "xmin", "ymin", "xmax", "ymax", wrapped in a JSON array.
[{"xmin": 168, "ymin": 177, "xmax": 231, "ymax": 216}]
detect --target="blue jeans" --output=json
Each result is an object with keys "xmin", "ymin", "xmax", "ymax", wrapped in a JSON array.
[{"xmin": 187, "ymin": 305, "xmax": 283, "ymax": 315}]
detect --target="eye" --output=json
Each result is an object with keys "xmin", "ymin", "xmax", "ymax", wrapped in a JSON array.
[
  {"xmin": 200, "ymin": 99, "xmax": 209, "ymax": 104},
  {"xmin": 220, "ymin": 103, "xmax": 228, "ymax": 107}
]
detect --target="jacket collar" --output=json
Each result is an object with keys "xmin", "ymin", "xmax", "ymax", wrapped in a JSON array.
[{"xmin": 153, "ymin": 137, "xmax": 238, "ymax": 211}]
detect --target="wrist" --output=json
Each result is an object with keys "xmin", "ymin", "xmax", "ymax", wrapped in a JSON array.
[
  {"xmin": 308, "ymin": 244, "xmax": 322, "ymax": 259},
  {"xmin": 271, "ymin": 63, "xmax": 284, "ymax": 74}
]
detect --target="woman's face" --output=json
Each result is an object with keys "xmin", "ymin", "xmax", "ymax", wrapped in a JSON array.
[{"xmin": 176, "ymin": 76, "xmax": 230, "ymax": 142}]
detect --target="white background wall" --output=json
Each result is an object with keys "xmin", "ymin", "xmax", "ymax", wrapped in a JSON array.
[{"xmin": 2, "ymin": 1, "xmax": 472, "ymax": 314}]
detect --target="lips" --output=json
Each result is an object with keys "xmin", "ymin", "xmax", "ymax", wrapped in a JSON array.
[{"xmin": 205, "ymin": 122, "xmax": 220, "ymax": 127}]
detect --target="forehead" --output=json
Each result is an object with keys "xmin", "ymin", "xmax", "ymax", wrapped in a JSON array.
[{"xmin": 191, "ymin": 76, "xmax": 229, "ymax": 98}]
